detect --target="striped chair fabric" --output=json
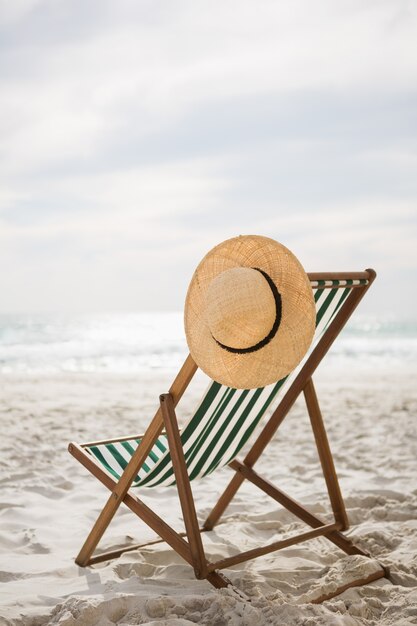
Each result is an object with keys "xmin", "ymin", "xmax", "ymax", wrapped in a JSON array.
[{"xmin": 86, "ymin": 279, "xmax": 367, "ymax": 488}]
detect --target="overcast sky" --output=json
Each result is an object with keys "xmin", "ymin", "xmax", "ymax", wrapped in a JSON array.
[{"xmin": 0, "ymin": 0, "xmax": 416, "ymax": 317}]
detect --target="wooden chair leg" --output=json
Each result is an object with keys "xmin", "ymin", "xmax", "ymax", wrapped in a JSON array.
[
  {"xmin": 75, "ymin": 409, "xmax": 164, "ymax": 566},
  {"xmin": 160, "ymin": 393, "xmax": 209, "ymax": 580},
  {"xmin": 303, "ymin": 377, "xmax": 349, "ymax": 530},
  {"xmin": 74, "ymin": 355, "xmax": 197, "ymax": 566},
  {"xmin": 160, "ymin": 393, "xmax": 232, "ymax": 589}
]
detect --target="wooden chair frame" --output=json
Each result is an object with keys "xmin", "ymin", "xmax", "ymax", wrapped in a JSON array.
[{"xmin": 69, "ymin": 269, "xmax": 387, "ymax": 601}]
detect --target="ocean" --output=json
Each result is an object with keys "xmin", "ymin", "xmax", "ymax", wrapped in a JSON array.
[{"xmin": 0, "ymin": 312, "xmax": 416, "ymax": 375}]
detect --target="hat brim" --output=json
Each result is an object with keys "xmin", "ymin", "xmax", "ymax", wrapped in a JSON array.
[{"xmin": 184, "ymin": 235, "xmax": 316, "ymax": 389}]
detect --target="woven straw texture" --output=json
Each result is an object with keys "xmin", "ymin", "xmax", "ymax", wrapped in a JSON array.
[{"xmin": 184, "ymin": 235, "xmax": 315, "ymax": 389}]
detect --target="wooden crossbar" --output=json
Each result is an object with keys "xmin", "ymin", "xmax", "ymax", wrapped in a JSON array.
[
  {"xmin": 308, "ymin": 271, "xmax": 370, "ymax": 281},
  {"xmin": 207, "ymin": 523, "xmax": 342, "ymax": 572},
  {"xmin": 310, "ymin": 570, "xmax": 386, "ymax": 604},
  {"xmin": 81, "ymin": 431, "xmax": 167, "ymax": 448},
  {"xmin": 229, "ymin": 460, "xmax": 368, "ymax": 556},
  {"xmin": 88, "ymin": 527, "xmax": 210, "ymax": 566}
]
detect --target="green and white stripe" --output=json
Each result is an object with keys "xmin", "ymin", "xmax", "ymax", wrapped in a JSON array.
[{"xmin": 87, "ymin": 279, "xmax": 367, "ymax": 488}]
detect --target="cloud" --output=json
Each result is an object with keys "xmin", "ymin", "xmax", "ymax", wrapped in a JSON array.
[
  {"xmin": 1, "ymin": 1, "xmax": 416, "ymax": 174},
  {"xmin": 0, "ymin": 0, "xmax": 416, "ymax": 313}
]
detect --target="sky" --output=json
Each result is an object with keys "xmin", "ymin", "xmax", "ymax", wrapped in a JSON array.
[{"xmin": 0, "ymin": 0, "xmax": 416, "ymax": 317}]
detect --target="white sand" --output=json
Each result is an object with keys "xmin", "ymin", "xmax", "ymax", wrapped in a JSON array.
[{"xmin": 0, "ymin": 367, "xmax": 416, "ymax": 625}]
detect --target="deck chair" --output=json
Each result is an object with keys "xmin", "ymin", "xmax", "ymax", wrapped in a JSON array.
[{"xmin": 69, "ymin": 269, "xmax": 387, "ymax": 601}]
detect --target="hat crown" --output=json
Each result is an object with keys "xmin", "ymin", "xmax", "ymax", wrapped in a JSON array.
[
  {"xmin": 184, "ymin": 234, "xmax": 316, "ymax": 389},
  {"xmin": 206, "ymin": 267, "xmax": 276, "ymax": 350}
]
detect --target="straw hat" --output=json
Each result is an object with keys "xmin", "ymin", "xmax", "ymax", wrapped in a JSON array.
[{"xmin": 184, "ymin": 235, "xmax": 315, "ymax": 389}]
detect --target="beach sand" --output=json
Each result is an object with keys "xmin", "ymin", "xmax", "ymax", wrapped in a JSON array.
[{"xmin": 0, "ymin": 367, "xmax": 416, "ymax": 625}]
